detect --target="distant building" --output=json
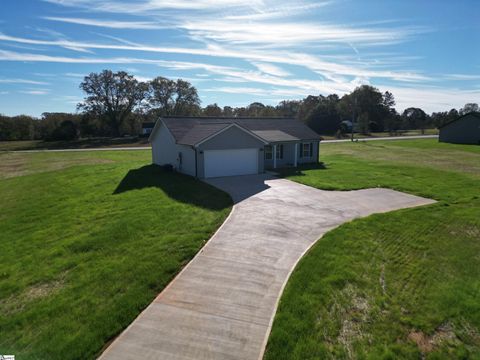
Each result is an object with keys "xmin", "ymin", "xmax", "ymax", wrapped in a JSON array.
[
  {"xmin": 141, "ymin": 122, "xmax": 155, "ymax": 136},
  {"xmin": 438, "ymin": 112, "xmax": 480, "ymax": 145}
]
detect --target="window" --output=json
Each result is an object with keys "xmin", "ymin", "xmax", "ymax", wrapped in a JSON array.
[
  {"xmin": 301, "ymin": 143, "xmax": 312, "ymax": 158},
  {"xmin": 276, "ymin": 144, "xmax": 284, "ymax": 159},
  {"xmin": 265, "ymin": 145, "xmax": 272, "ymax": 160}
]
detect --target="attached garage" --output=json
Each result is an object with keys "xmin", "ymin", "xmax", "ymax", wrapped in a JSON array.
[
  {"xmin": 204, "ymin": 148, "xmax": 258, "ymax": 178},
  {"xmin": 149, "ymin": 116, "xmax": 322, "ymax": 179}
]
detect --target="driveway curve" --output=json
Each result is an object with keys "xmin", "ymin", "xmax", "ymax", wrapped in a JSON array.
[{"xmin": 100, "ymin": 174, "xmax": 435, "ymax": 360}]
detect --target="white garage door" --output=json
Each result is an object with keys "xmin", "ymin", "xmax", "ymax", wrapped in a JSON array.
[{"xmin": 204, "ymin": 148, "xmax": 258, "ymax": 178}]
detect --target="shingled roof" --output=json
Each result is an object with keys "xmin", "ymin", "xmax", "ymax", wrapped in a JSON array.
[{"xmin": 158, "ymin": 117, "xmax": 321, "ymax": 146}]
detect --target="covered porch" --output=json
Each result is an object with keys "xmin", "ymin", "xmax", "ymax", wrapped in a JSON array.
[{"xmin": 263, "ymin": 141, "xmax": 319, "ymax": 170}]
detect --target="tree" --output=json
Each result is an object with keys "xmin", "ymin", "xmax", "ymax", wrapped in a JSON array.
[
  {"xmin": 148, "ymin": 77, "xmax": 200, "ymax": 116},
  {"xmin": 245, "ymin": 102, "xmax": 266, "ymax": 117},
  {"xmin": 147, "ymin": 77, "xmax": 176, "ymax": 115},
  {"xmin": 337, "ymin": 85, "xmax": 386, "ymax": 134},
  {"xmin": 402, "ymin": 107, "xmax": 427, "ymax": 133},
  {"xmin": 459, "ymin": 103, "xmax": 479, "ymax": 115},
  {"xmin": 203, "ymin": 103, "xmax": 223, "ymax": 117},
  {"xmin": 174, "ymin": 79, "xmax": 201, "ymax": 115},
  {"xmin": 50, "ymin": 120, "xmax": 78, "ymax": 140},
  {"xmin": 0, "ymin": 114, "xmax": 37, "ymax": 140},
  {"xmin": 276, "ymin": 100, "xmax": 301, "ymax": 118},
  {"xmin": 223, "ymin": 106, "xmax": 234, "ymax": 117},
  {"xmin": 303, "ymin": 94, "xmax": 341, "ymax": 135},
  {"xmin": 382, "ymin": 91, "xmax": 400, "ymax": 134},
  {"xmin": 78, "ymin": 70, "xmax": 148, "ymax": 136},
  {"xmin": 383, "ymin": 91, "xmax": 396, "ymax": 109}
]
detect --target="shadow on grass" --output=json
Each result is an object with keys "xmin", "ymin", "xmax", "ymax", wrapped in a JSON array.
[
  {"xmin": 113, "ymin": 164, "xmax": 232, "ymax": 211},
  {"xmin": 275, "ymin": 162, "xmax": 327, "ymax": 177}
]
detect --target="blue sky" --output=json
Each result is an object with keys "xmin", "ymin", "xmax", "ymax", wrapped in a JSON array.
[{"xmin": 0, "ymin": 0, "xmax": 479, "ymax": 117}]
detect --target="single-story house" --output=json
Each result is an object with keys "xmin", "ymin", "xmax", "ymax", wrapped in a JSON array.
[
  {"xmin": 141, "ymin": 122, "xmax": 155, "ymax": 136},
  {"xmin": 438, "ymin": 112, "xmax": 480, "ymax": 145},
  {"xmin": 149, "ymin": 116, "xmax": 322, "ymax": 178}
]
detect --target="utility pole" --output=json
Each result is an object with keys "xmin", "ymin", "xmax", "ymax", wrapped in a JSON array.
[{"xmin": 351, "ymin": 95, "xmax": 356, "ymax": 142}]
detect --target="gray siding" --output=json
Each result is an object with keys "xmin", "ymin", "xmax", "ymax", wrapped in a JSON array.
[
  {"xmin": 197, "ymin": 126, "xmax": 266, "ymax": 150},
  {"xmin": 196, "ymin": 126, "xmax": 265, "ymax": 178},
  {"xmin": 151, "ymin": 122, "xmax": 177, "ymax": 166},
  {"xmin": 177, "ymin": 144, "xmax": 196, "ymax": 177},
  {"xmin": 151, "ymin": 122, "xmax": 196, "ymax": 176},
  {"xmin": 439, "ymin": 114, "xmax": 480, "ymax": 144}
]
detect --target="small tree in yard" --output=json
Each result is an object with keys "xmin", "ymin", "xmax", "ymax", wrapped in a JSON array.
[{"xmin": 78, "ymin": 70, "xmax": 148, "ymax": 136}]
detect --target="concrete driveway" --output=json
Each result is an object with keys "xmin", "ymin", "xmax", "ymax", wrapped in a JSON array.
[{"xmin": 100, "ymin": 174, "xmax": 435, "ymax": 360}]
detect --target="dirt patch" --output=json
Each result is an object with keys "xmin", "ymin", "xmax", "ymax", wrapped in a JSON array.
[
  {"xmin": 25, "ymin": 278, "xmax": 65, "ymax": 301},
  {"xmin": 408, "ymin": 322, "xmax": 460, "ymax": 355},
  {"xmin": 0, "ymin": 153, "xmax": 29, "ymax": 179},
  {"xmin": 330, "ymin": 284, "xmax": 371, "ymax": 359},
  {"xmin": 0, "ymin": 274, "xmax": 67, "ymax": 315}
]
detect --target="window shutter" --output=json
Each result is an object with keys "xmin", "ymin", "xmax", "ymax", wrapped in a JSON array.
[
  {"xmin": 280, "ymin": 144, "xmax": 284, "ymax": 159},
  {"xmin": 310, "ymin": 143, "xmax": 313, "ymax": 157},
  {"xmin": 299, "ymin": 143, "xmax": 303, "ymax": 158}
]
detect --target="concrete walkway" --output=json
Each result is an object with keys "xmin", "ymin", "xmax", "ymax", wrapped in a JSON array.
[{"xmin": 99, "ymin": 175, "xmax": 435, "ymax": 360}]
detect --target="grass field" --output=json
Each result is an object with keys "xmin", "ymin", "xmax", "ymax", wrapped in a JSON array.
[
  {"xmin": 0, "ymin": 150, "xmax": 231, "ymax": 359},
  {"xmin": 0, "ymin": 136, "xmax": 149, "ymax": 151},
  {"xmin": 265, "ymin": 139, "xmax": 480, "ymax": 359}
]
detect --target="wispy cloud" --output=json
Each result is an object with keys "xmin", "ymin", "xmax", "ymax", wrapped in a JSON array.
[
  {"xmin": 443, "ymin": 73, "xmax": 480, "ymax": 81},
  {"xmin": 0, "ymin": 34, "xmax": 431, "ymax": 82},
  {"xmin": 379, "ymin": 85, "xmax": 480, "ymax": 113},
  {"xmin": 19, "ymin": 89, "xmax": 50, "ymax": 95},
  {"xmin": 251, "ymin": 62, "xmax": 291, "ymax": 77},
  {"xmin": 43, "ymin": 16, "xmax": 165, "ymax": 29},
  {"xmin": 42, "ymin": 0, "xmax": 264, "ymax": 13},
  {"xmin": 180, "ymin": 20, "xmax": 426, "ymax": 48},
  {"xmin": 0, "ymin": 78, "xmax": 49, "ymax": 85}
]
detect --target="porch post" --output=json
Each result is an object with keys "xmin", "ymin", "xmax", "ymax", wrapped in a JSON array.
[
  {"xmin": 294, "ymin": 143, "xmax": 298, "ymax": 167},
  {"xmin": 273, "ymin": 144, "xmax": 277, "ymax": 169}
]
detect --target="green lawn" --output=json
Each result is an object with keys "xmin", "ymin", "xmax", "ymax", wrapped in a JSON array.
[
  {"xmin": 265, "ymin": 139, "xmax": 480, "ymax": 359},
  {"xmin": 0, "ymin": 150, "xmax": 231, "ymax": 359},
  {"xmin": 0, "ymin": 136, "xmax": 149, "ymax": 151}
]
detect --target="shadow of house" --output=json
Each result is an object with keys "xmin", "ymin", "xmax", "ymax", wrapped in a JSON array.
[
  {"xmin": 113, "ymin": 165, "xmax": 232, "ymax": 211},
  {"xmin": 203, "ymin": 174, "xmax": 272, "ymax": 204}
]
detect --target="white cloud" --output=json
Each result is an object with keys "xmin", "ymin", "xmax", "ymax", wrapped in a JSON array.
[
  {"xmin": 379, "ymin": 85, "xmax": 480, "ymax": 113},
  {"xmin": 0, "ymin": 34, "xmax": 431, "ymax": 83},
  {"xmin": 251, "ymin": 62, "xmax": 290, "ymax": 77},
  {"xmin": 43, "ymin": 16, "xmax": 165, "ymax": 29},
  {"xmin": 443, "ymin": 74, "xmax": 480, "ymax": 81},
  {"xmin": 181, "ymin": 20, "xmax": 425, "ymax": 48},
  {"xmin": 19, "ymin": 89, "xmax": 50, "ymax": 95},
  {"xmin": 0, "ymin": 78, "xmax": 49, "ymax": 85},
  {"xmin": 43, "ymin": 0, "xmax": 264, "ymax": 13}
]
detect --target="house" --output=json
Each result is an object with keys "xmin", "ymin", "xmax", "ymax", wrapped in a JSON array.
[
  {"xmin": 438, "ymin": 112, "xmax": 480, "ymax": 145},
  {"xmin": 149, "ymin": 117, "xmax": 322, "ymax": 178},
  {"xmin": 141, "ymin": 122, "xmax": 155, "ymax": 136}
]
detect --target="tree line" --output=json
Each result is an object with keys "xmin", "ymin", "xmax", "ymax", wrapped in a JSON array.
[{"xmin": 1, "ymin": 69, "xmax": 478, "ymax": 141}]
